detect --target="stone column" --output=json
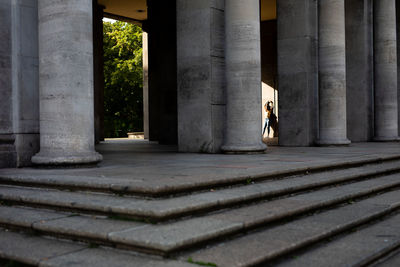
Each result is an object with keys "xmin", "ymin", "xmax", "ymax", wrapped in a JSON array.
[
  {"xmin": 374, "ymin": 0, "xmax": 399, "ymax": 141},
  {"xmin": 345, "ymin": 0, "xmax": 374, "ymax": 142},
  {"xmin": 277, "ymin": 0, "xmax": 318, "ymax": 146},
  {"xmin": 317, "ymin": 0, "xmax": 350, "ymax": 145},
  {"xmin": 221, "ymin": 0, "xmax": 266, "ymax": 153},
  {"xmin": 32, "ymin": 0, "xmax": 102, "ymax": 165}
]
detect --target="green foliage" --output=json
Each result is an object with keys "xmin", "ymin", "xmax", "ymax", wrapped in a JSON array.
[
  {"xmin": 88, "ymin": 243, "xmax": 100, "ymax": 248},
  {"xmin": 187, "ymin": 258, "xmax": 218, "ymax": 267},
  {"xmin": 103, "ymin": 21, "xmax": 143, "ymax": 138}
]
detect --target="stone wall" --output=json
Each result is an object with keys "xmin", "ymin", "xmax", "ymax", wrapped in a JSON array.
[
  {"xmin": 0, "ymin": 0, "xmax": 15, "ymax": 167},
  {"xmin": 0, "ymin": 0, "xmax": 39, "ymax": 167}
]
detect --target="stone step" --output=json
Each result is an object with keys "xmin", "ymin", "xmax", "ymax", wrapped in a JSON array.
[
  {"xmin": 273, "ymin": 211, "xmax": 400, "ymax": 267},
  {"xmin": 0, "ymin": 228, "xmax": 193, "ymax": 267},
  {"xmin": 1, "ymin": 188, "xmax": 399, "ymax": 266},
  {"xmin": 1, "ymin": 176, "xmax": 400, "ymax": 256},
  {"xmin": 373, "ymin": 250, "xmax": 400, "ymax": 267},
  {"xmin": 1, "ymin": 156, "xmax": 399, "ymax": 196},
  {"xmin": 183, "ymin": 190, "xmax": 400, "ymax": 267},
  {"xmin": 1, "ymin": 161, "xmax": 400, "ymax": 222}
]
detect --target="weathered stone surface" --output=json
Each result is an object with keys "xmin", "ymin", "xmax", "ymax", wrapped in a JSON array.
[
  {"xmin": 1, "ymin": 143, "xmax": 400, "ymax": 265},
  {"xmin": 0, "ymin": 206, "xmax": 68, "ymax": 228},
  {"xmin": 2, "ymin": 142, "xmax": 400, "ymax": 195},
  {"xmin": 14, "ymin": 133, "xmax": 40, "ymax": 167},
  {"xmin": 39, "ymin": 247, "xmax": 193, "ymax": 267},
  {"xmin": 0, "ymin": 1, "xmax": 16, "ymax": 168},
  {"xmin": 211, "ymin": 174, "xmax": 400, "ymax": 228},
  {"xmin": 33, "ymin": 215, "xmax": 144, "ymax": 241},
  {"xmin": 176, "ymin": 0, "xmax": 225, "ymax": 153},
  {"xmin": 185, "ymin": 190, "xmax": 400, "ymax": 267},
  {"xmin": 377, "ymin": 251, "xmax": 400, "ymax": 267},
  {"xmin": 277, "ymin": 0, "xmax": 318, "ymax": 146},
  {"xmin": 0, "ymin": 160, "xmax": 399, "ymax": 223},
  {"xmin": 222, "ymin": 0, "xmax": 266, "ymax": 153},
  {"xmin": 0, "ymin": 228, "xmax": 192, "ymax": 267},
  {"xmin": 0, "ymin": 185, "xmax": 184, "ymax": 219},
  {"xmin": 345, "ymin": 0, "xmax": 374, "ymax": 142},
  {"xmin": 31, "ymin": 0, "xmax": 102, "ymax": 165},
  {"xmin": 1, "ymin": 0, "xmax": 41, "ymax": 167},
  {"xmin": 0, "ymin": 1, "xmax": 12, "ymax": 134},
  {"xmin": 317, "ymin": 0, "xmax": 350, "ymax": 145},
  {"xmin": 277, "ymin": 212, "xmax": 400, "ymax": 266},
  {"xmin": 109, "ymin": 217, "xmax": 242, "ymax": 252},
  {"xmin": 291, "ymin": 173, "xmax": 400, "ymax": 202},
  {"xmin": 1, "ymin": 169, "xmax": 400, "ymax": 224},
  {"xmin": 1, "ymin": 174, "xmax": 399, "ymax": 256},
  {"xmin": 0, "ymin": 174, "xmax": 117, "ymax": 191},
  {"xmin": 374, "ymin": 0, "xmax": 399, "ymax": 141},
  {"xmin": 0, "ymin": 228, "xmax": 84, "ymax": 265}
]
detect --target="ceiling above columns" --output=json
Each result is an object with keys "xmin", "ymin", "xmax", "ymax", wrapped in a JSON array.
[
  {"xmin": 261, "ymin": 0, "xmax": 276, "ymax": 21},
  {"xmin": 98, "ymin": 0, "xmax": 276, "ymax": 22},
  {"xmin": 98, "ymin": 0, "xmax": 147, "ymax": 22}
]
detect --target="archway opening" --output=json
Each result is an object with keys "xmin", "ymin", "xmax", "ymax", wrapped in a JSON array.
[
  {"xmin": 261, "ymin": 0, "xmax": 278, "ymax": 146},
  {"xmin": 93, "ymin": 0, "xmax": 178, "ymax": 148},
  {"xmin": 102, "ymin": 18, "xmax": 144, "ymax": 140}
]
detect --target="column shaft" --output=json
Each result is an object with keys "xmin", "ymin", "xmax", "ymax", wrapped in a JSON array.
[
  {"xmin": 317, "ymin": 0, "xmax": 350, "ymax": 145},
  {"xmin": 222, "ymin": 0, "xmax": 266, "ymax": 153},
  {"xmin": 32, "ymin": 0, "xmax": 102, "ymax": 165},
  {"xmin": 374, "ymin": 0, "xmax": 399, "ymax": 141}
]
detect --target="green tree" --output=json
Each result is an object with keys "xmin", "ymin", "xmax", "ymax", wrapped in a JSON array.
[{"xmin": 103, "ymin": 21, "xmax": 143, "ymax": 138}]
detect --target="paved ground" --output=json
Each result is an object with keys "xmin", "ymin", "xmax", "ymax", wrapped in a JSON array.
[
  {"xmin": 1, "ymin": 140, "xmax": 400, "ymax": 266},
  {"xmin": 1, "ymin": 140, "xmax": 400, "ymax": 190}
]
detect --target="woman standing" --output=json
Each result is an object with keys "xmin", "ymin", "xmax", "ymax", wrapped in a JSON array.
[{"xmin": 262, "ymin": 101, "xmax": 273, "ymax": 137}]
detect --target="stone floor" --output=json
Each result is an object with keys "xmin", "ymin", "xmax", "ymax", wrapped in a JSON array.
[
  {"xmin": 1, "ymin": 140, "xmax": 400, "ymax": 192},
  {"xmin": 1, "ymin": 140, "xmax": 400, "ymax": 266}
]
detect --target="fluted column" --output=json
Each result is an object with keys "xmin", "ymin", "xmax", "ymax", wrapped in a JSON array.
[
  {"xmin": 32, "ymin": 0, "xmax": 102, "ymax": 165},
  {"xmin": 317, "ymin": 0, "xmax": 350, "ymax": 146},
  {"xmin": 221, "ymin": 0, "xmax": 266, "ymax": 153},
  {"xmin": 374, "ymin": 0, "xmax": 399, "ymax": 141}
]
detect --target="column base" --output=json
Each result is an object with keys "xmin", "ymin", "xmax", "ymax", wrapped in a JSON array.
[
  {"xmin": 373, "ymin": 136, "xmax": 400, "ymax": 142},
  {"xmin": 0, "ymin": 134, "xmax": 17, "ymax": 168},
  {"xmin": 316, "ymin": 139, "xmax": 351, "ymax": 146},
  {"xmin": 32, "ymin": 151, "xmax": 103, "ymax": 166},
  {"xmin": 221, "ymin": 143, "xmax": 267, "ymax": 154}
]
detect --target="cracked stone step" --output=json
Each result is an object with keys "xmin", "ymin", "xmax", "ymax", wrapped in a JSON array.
[
  {"xmin": 183, "ymin": 190, "xmax": 400, "ymax": 267},
  {"xmin": 1, "ymin": 157, "xmax": 400, "ymax": 196},
  {"xmin": 0, "ymin": 228, "xmax": 193, "ymax": 267},
  {"xmin": 274, "ymin": 211, "xmax": 400, "ymax": 267},
  {"xmin": 1, "ymin": 179, "xmax": 400, "ymax": 255},
  {"xmin": 1, "ymin": 163, "xmax": 400, "ymax": 221}
]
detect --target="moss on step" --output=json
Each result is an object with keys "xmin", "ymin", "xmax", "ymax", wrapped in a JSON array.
[{"xmin": 187, "ymin": 257, "xmax": 218, "ymax": 267}]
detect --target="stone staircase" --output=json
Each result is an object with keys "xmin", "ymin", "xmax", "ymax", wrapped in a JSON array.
[{"xmin": 1, "ymin": 157, "xmax": 400, "ymax": 266}]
